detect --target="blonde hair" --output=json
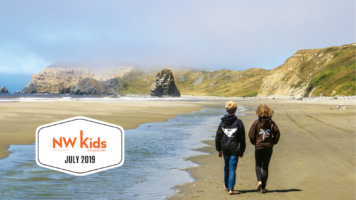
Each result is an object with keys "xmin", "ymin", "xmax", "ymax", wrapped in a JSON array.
[
  {"xmin": 225, "ymin": 101, "xmax": 237, "ymax": 114},
  {"xmin": 256, "ymin": 104, "xmax": 274, "ymax": 118}
]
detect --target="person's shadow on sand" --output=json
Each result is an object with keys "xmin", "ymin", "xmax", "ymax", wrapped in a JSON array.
[{"xmin": 237, "ymin": 189, "xmax": 302, "ymax": 194}]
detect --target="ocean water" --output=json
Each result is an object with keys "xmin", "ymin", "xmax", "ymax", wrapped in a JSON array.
[
  {"xmin": 0, "ymin": 104, "xmax": 237, "ymax": 200},
  {"xmin": 0, "ymin": 93, "xmax": 197, "ymax": 102}
]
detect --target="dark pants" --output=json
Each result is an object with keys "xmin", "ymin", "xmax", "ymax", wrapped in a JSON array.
[
  {"xmin": 255, "ymin": 148, "xmax": 273, "ymax": 189},
  {"xmin": 223, "ymin": 155, "xmax": 239, "ymax": 191}
]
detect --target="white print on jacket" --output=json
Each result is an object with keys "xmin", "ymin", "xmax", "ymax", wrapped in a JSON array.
[
  {"xmin": 259, "ymin": 129, "xmax": 270, "ymax": 141},
  {"xmin": 222, "ymin": 128, "xmax": 237, "ymax": 137}
]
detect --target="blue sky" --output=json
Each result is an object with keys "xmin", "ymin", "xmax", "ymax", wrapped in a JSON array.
[{"xmin": 0, "ymin": 0, "xmax": 354, "ymax": 77}]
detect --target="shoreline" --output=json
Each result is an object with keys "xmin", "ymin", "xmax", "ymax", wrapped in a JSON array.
[
  {"xmin": 168, "ymin": 100, "xmax": 355, "ymax": 200},
  {"xmin": 2, "ymin": 105, "xmax": 221, "ymax": 199},
  {"xmin": 0, "ymin": 100, "xmax": 213, "ymax": 160}
]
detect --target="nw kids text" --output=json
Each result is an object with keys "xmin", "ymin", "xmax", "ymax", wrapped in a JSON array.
[{"xmin": 53, "ymin": 130, "xmax": 107, "ymax": 149}]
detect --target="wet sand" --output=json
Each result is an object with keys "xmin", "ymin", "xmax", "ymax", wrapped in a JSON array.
[
  {"xmin": 0, "ymin": 101, "xmax": 207, "ymax": 159},
  {"xmin": 169, "ymin": 100, "xmax": 355, "ymax": 200}
]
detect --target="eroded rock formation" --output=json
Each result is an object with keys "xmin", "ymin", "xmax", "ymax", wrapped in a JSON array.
[
  {"xmin": 0, "ymin": 86, "xmax": 9, "ymax": 93},
  {"xmin": 22, "ymin": 65, "xmax": 134, "ymax": 94},
  {"xmin": 70, "ymin": 78, "xmax": 122, "ymax": 95},
  {"xmin": 257, "ymin": 49, "xmax": 334, "ymax": 97},
  {"xmin": 150, "ymin": 69, "xmax": 180, "ymax": 97}
]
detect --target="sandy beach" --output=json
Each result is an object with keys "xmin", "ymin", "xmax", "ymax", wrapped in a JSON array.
[
  {"xmin": 0, "ymin": 100, "xmax": 207, "ymax": 159},
  {"xmin": 169, "ymin": 99, "xmax": 355, "ymax": 200},
  {"xmin": 0, "ymin": 98, "xmax": 355, "ymax": 199}
]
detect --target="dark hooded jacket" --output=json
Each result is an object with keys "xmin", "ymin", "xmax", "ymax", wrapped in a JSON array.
[
  {"xmin": 215, "ymin": 114, "xmax": 246, "ymax": 156},
  {"xmin": 248, "ymin": 117, "xmax": 280, "ymax": 149}
]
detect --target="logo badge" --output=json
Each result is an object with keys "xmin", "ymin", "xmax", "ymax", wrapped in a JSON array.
[{"xmin": 36, "ymin": 116, "xmax": 124, "ymax": 176}]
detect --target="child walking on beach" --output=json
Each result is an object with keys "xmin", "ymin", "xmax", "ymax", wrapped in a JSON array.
[
  {"xmin": 215, "ymin": 101, "xmax": 246, "ymax": 195},
  {"xmin": 249, "ymin": 104, "xmax": 280, "ymax": 193}
]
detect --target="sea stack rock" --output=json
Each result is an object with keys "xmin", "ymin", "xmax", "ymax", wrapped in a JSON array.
[
  {"xmin": 150, "ymin": 69, "xmax": 180, "ymax": 97},
  {"xmin": 0, "ymin": 86, "xmax": 9, "ymax": 93}
]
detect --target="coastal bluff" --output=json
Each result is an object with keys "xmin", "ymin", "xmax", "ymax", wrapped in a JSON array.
[
  {"xmin": 21, "ymin": 65, "xmax": 181, "ymax": 97},
  {"xmin": 257, "ymin": 43, "xmax": 355, "ymax": 97},
  {"xmin": 22, "ymin": 43, "xmax": 355, "ymax": 97},
  {"xmin": 22, "ymin": 65, "xmax": 134, "ymax": 94}
]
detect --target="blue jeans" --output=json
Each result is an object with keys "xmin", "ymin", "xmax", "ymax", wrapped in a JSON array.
[{"xmin": 223, "ymin": 155, "xmax": 239, "ymax": 191}]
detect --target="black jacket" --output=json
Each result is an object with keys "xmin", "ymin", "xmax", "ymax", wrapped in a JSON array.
[{"xmin": 215, "ymin": 114, "xmax": 246, "ymax": 156}]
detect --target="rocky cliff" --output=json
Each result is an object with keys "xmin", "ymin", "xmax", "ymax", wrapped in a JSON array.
[
  {"xmin": 70, "ymin": 78, "xmax": 122, "ymax": 95},
  {"xmin": 150, "ymin": 69, "xmax": 180, "ymax": 97},
  {"xmin": 257, "ymin": 43, "xmax": 355, "ymax": 97},
  {"xmin": 22, "ymin": 65, "xmax": 134, "ymax": 94},
  {"xmin": 0, "ymin": 86, "xmax": 9, "ymax": 93}
]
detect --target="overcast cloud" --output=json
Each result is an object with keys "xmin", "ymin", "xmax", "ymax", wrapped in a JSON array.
[{"xmin": 0, "ymin": 0, "xmax": 354, "ymax": 74}]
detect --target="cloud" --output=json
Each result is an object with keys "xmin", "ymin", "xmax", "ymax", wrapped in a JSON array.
[{"xmin": 0, "ymin": 0, "xmax": 354, "ymax": 74}]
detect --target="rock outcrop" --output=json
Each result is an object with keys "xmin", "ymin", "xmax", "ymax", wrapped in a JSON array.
[
  {"xmin": 257, "ymin": 43, "xmax": 355, "ymax": 97},
  {"xmin": 22, "ymin": 64, "xmax": 134, "ymax": 94},
  {"xmin": 257, "ymin": 51, "xmax": 333, "ymax": 97},
  {"xmin": 150, "ymin": 69, "xmax": 180, "ymax": 97},
  {"xmin": 70, "ymin": 78, "xmax": 122, "ymax": 95},
  {"xmin": 0, "ymin": 86, "xmax": 9, "ymax": 93}
]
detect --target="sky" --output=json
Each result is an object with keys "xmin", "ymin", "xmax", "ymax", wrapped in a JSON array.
[{"xmin": 0, "ymin": 0, "xmax": 354, "ymax": 82}]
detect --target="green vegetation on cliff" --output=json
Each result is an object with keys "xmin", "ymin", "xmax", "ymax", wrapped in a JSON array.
[
  {"xmin": 174, "ymin": 68, "xmax": 267, "ymax": 97},
  {"xmin": 117, "ymin": 68, "xmax": 268, "ymax": 97},
  {"xmin": 308, "ymin": 45, "xmax": 355, "ymax": 96},
  {"xmin": 258, "ymin": 43, "xmax": 355, "ymax": 97},
  {"xmin": 119, "ymin": 70, "xmax": 156, "ymax": 95}
]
